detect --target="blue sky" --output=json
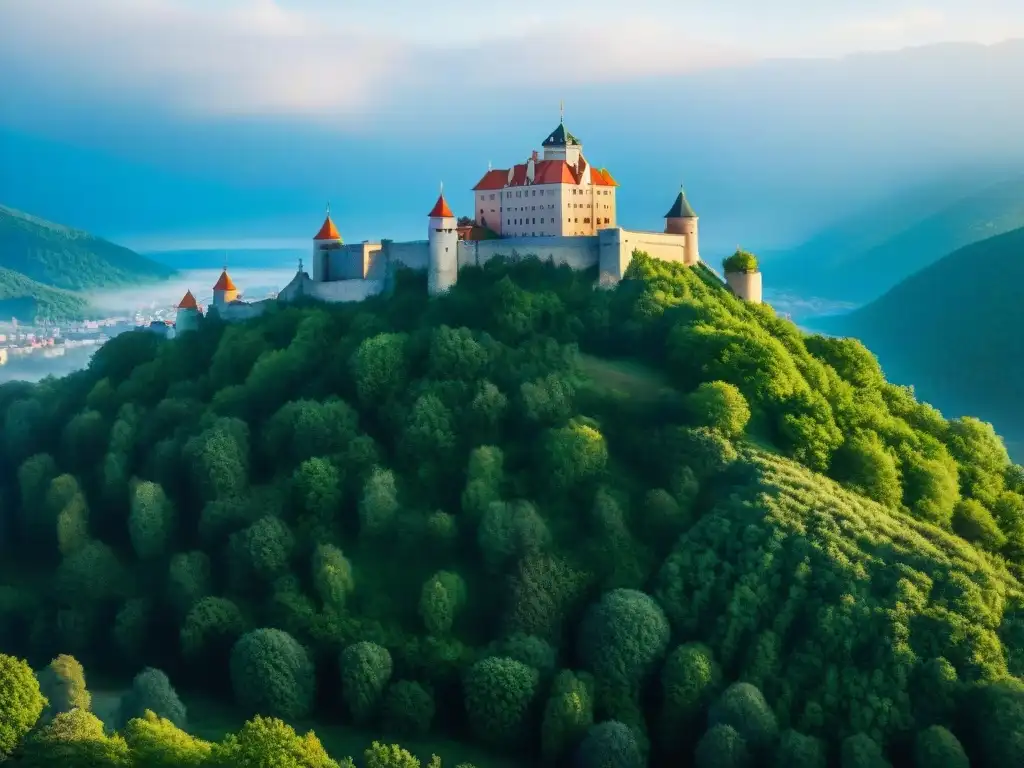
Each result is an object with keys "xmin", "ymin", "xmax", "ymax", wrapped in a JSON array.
[{"xmin": 1, "ymin": 1, "xmax": 1023, "ymax": 254}]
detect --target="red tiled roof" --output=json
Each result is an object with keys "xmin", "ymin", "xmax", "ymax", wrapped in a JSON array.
[
  {"xmin": 472, "ymin": 158, "xmax": 618, "ymax": 190},
  {"xmin": 177, "ymin": 290, "xmax": 198, "ymax": 310},
  {"xmin": 314, "ymin": 214, "xmax": 341, "ymax": 241},
  {"xmin": 473, "ymin": 170, "xmax": 508, "ymax": 191},
  {"xmin": 213, "ymin": 270, "xmax": 237, "ymax": 291},
  {"xmin": 428, "ymin": 193, "xmax": 455, "ymax": 218}
]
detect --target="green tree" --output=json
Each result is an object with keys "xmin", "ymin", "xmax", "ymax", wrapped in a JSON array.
[
  {"xmin": 129, "ymin": 480, "xmax": 177, "ymax": 560},
  {"xmin": 544, "ymin": 420, "xmax": 608, "ymax": 491},
  {"xmin": 339, "ymin": 642, "xmax": 393, "ymax": 724},
  {"xmin": 695, "ymin": 724, "xmax": 751, "ymax": 768},
  {"xmin": 0, "ymin": 653, "xmax": 46, "ymax": 758},
  {"xmin": 123, "ymin": 710, "xmax": 212, "ymax": 768},
  {"xmin": 951, "ymin": 498, "xmax": 1006, "ymax": 550},
  {"xmin": 36, "ymin": 654, "xmax": 90, "ymax": 722},
  {"xmin": 541, "ymin": 670, "xmax": 594, "ymax": 763},
  {"xmin": 688, "ymin": 381, "xmax": 751, "ymax": 437},
  {"xmin": 463, "ymin": 657, "xmax": 539, "ymax": 748},
  {"xmin": 312, "ymin": 544, "xmax": 355, "ymax": 612},
  {"xmin": 17, "ymin": 708, "xmax": 131, "ymax": 768},
  {"xmin": 382, "ymin": 681, "xmax": 435, "ymax": 738},
  {"xmin": 209, "ymin": 715, "xmax": 341, "ymax": 768},
  {"xmin": 913, "ymin": 725, "xmax": 968, "ymax": 768},
  {"xmin": 118, "ymin": 667, "xmax": 187, "ymax": 730},
  {"xmin": 578, "ymin": 589, "xmax": 670, "ymax": 688},
  {"xmin": 230, "ymin": 628, "xmax": 315, "ymax": 719}
]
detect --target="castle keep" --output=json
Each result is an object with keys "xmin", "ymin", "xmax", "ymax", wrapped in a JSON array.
[{"xmin": 172, "ymin": 118, "xmax": 763, "ymax": 332}]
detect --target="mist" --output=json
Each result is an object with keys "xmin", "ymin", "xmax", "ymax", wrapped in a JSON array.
[{"xmin": 85, "ymin": 268, "xmax": 302, "ymax": 315}]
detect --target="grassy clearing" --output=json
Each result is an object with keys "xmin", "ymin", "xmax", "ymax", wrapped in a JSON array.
[
  {"xmin": 89, "ymin": 681, "xmax": 525, "ymax": 768},
  {"xmin": 578, "ymin": 353, "xmax": 676, "ymax": 403}
]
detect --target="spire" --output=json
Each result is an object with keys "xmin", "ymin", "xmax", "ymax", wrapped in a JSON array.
[
  {"xmin": 428, "ymin": 190, "xmax": 455, "ymax": 219},
  {"xmin": 665, "ymin": 186, "xmax": 697, "ymax": 219},
  {"xmin": 313, "ymin": 205, "xmax": 342, "ymax": 241},
  {"xmin": 177, "ymin": 290, "xmax": 198, "ymax": 310},
  {"xmin": 560, "ymin": 99, "xmax": 564, "ymax": 123},
  {"xmin": 213, "ymin": 268, "xmax": 237, "ymax": 292}
]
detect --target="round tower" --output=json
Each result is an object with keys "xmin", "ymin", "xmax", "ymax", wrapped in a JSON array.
[
  {"xmin": 427, "ymin": 186, "xmax": 458, "ymax": 296},
  {"xmin": 175, "ymin": 290, "xmax": 201, "ymax": 333},
  {"xmin": 723, "ymin": 249, "xmax": 763, "ymax": 304},
  {"xmin": 664, "ymin": 186, "xmax": 699, "ymax": 266},
  {"xmin": 312, "ymin": 204, "xmax": 343, "ymax": 282},
  {"xmin": 212, "ymin": 267, "xmax": 238, "ymax": 308}
]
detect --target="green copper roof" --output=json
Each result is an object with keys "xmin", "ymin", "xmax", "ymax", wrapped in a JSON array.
[
  {"xmin": 542, "ymin": 122, "xmax": 581, "ymax": 147},
  {"xmin": 665, "ymin": 188, "xmax": 697, "ymax": 218}
]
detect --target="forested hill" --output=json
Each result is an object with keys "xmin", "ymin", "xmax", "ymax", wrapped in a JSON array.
[
  {"xmin": 768, "ymin": 173, "xmax": 1024, "ymax": 303},
  {"xmin": 0, "ymin": 266, "xmax": 90, "ymax": 322},
  {"xmin": 0, "ymin": 205, "xmax": 174, "ymax": 292},
  {"xmin": 1, "ymin": 254, "xmax": 1023, "ymax": 767},
  {"xmin": 825, "ymin": 225, "xmax": 1024, "ymax": 458}
]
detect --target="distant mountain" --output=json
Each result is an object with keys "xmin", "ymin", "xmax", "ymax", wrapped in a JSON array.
[
  {"xmin": 0, "ymin": 267, "xmax": 89, "ymax": 322},
  {"xmin": 821, "ymin": 225, "xmax": 1024, "ymax": 456},
  {"xmin": 0, "ymin": 205, "xmax": 174, "ymax": 291},
  {"xmin": 767, "ymin": 172, "xmax": 1024, "ymax": 304}
]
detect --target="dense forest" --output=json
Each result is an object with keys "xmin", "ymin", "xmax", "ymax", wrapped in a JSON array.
[
  {"xmin": 827, "ymin": 224, "xmax": 1024, "ymax": 460},
  {"xmin": 0, "ymin": 252, "xmax": 1023, "ymax": 767}
]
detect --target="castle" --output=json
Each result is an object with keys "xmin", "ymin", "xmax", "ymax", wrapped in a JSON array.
[{"xmin": 170, "ymin": 118, "xmax": 763, "ymax": 333}]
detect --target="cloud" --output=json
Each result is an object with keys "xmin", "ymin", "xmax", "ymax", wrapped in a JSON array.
[{"xmin": 1, "ymin": 0, "xmax": 1023, "ymax": 127}]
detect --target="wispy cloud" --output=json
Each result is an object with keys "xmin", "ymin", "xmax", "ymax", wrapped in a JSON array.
[{"xmin": 1, "ymin": 0, "xmax": 1022, "ymax": 126}]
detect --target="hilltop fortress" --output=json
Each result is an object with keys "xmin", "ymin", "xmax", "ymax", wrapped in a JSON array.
[{"xmin": 171, "ymin": 118, "xmax": 763, "ymax": 333}]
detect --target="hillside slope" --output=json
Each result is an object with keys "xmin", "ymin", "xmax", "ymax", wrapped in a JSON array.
[
  {"xmin": 825, "ymin": 225, "xmax": 1024, "ymax": 456},
  {"xmin": 0, "ymin": 266, "xmax": 90, "ymax": 321},
  {"xmin": 0, "ymin": 204, "xmax": 174, "ymax": 291},
  {"xmin": 769, "ymin": 172, "xmax": 1024, "ymax": 303},
  {"xmin": 0, "ymin": 255, "xmax": 1023, "ymax": 766}
]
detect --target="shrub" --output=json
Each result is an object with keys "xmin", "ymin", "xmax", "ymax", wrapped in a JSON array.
[
  {"xmin": 708, "ymin": 682, "xmax": 779, "ymax": 751},
  {"xmin": 118, "ymin": 667, "xmax": 187, "ymax": 730},
  {"xmin": 688, "ymin": 381, "xmax": 751, "ymax": 437},
  {"xmin": 17, "ymin": 708, "xmax": 131, "ymax": 768},
  {"xmin": 695, "ymin": 724, "xmax": 751, "ymax": 768},
  {"xmin": 723, "ymin": 249, "xmax": 758, "ymax": 274},
  {"xmin": 339, "ymin": 641, "xmax": 393, "ymax": 724},
  {"xmin": 578, "ymin": 589, "xmax": 670, "ymax": 688},
  {"xmin": 381, "ymin": 680, "xmax": 435, "ymax": 737},
  {"xmin": 123, "ymin": 710, "xmax": 212, "ymax": 767},
  {"xmin": 37, "ymin": 654, "xmax": 90, "ymax": 722},
  {"xmin": 951, "ymin": 499, "xmax": 1007, "ymax": 550},
  {"xmin": 0, "ymin": 652, "xmax": 46, "ymax": 758},
  {"xmin": 230, "ymin": 628, "xmax": 315, "ymax": 719},
  {"xmin": 209, "ymin": 715, "xmax": 340, "ymax": 768},
  {"xmin": 575, "ymin": 720, "xmax": 642, "ymax": 768},
  {"xmin": 463, "ymin": 656, "xmax": 539, "ymax": 748},
  {"xmin": 913, "ymin": 725, "xmax": 968, "ymax": 768}
]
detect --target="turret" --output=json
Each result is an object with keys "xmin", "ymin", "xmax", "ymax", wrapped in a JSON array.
[
  {"xmin": 312, "ymin": 204, "xmax": 343, "ymax": 282},
  {"xmin": 175, "ymin": 290, "xmax": 201, "ymax": 333},
  {"xmin": 665, "ymin": 186, "xmax": 699, "ymax": 266},
  {"xmin": 427, "ymin": 186, "xmax": 458, "ymax": 296},
  {"xmin": 541, "ymin": 103, "xmax": 582, "ymax": 166},
  {"xmin": 723, "ymin": 249, "xmax": 763, "ymax": 304},
  {"xmin": 212, "ymin": 267, "xmax": 238, "ymax": 308}
]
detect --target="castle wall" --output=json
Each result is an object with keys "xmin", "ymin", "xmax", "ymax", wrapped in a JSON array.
[
  {"xmin": 457, "ymin": 235, "xmax": 600, "ymax": 271},
  {"xmin": 308, "ymin": 280, "xmax": 386, "ymax": 303},
  {"xmin": 216, "ymin": 299, "xmax": 273, "ymax": 322},
  {"xmin": 332, "ymin": 243, "xmax": 381, "ymax": 280},
  {"xmin": 619, "ymin": 229, "xmax": 691, "ymax": 271},
  {"xmin": 384, "ymin": 240, "xmax": 430, "ymax": 274}
]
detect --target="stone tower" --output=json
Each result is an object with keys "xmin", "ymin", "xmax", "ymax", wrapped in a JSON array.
[
  {"xmin": 212, "ymin": 268, "xmax": 238, "ymax": 309},
  {"xmin": 665, "ymin": 186, "xmax": 699, "ymax": 266},
  {"xmin": 724, "ymin": 249, "xmax": 763, "ymax": 304},
  {"xmin": 312, "ymin": 205, "xmax": 343, "ymax": 282},
  {"xmin": 427, "ymin": 187, "xmax": 458, "ymax": 296},
  {"xmin": 175, "ymin": 290, "xmax": 201, "ymax": 333}
]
